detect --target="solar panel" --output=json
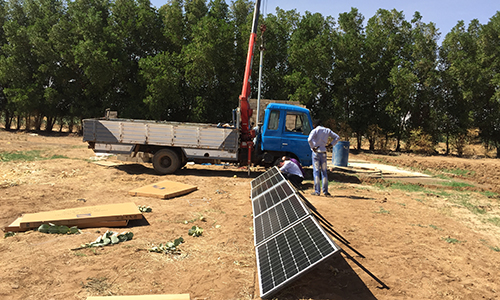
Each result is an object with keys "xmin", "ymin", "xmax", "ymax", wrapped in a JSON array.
[
  {"xmin": 253, "ymin": 193, "xmax": 310, "ymax": 246},
  {"xmin": 256, "ymin": 216, "xmax": 341, "ymax": 299},
  {"xmin": 251, "ymin": 168, "xmax": 285, "ymax": 199},
  {"xmin": 251, "ymin": 166, "xmax": 280, "ymax": 189},
  {"xmin": 252, "ymin": 180, "xmax": 294, "ymax": 217},
  {"xmin": 251, "ymin": 167, "xmax": 341, "ymax": 299}
]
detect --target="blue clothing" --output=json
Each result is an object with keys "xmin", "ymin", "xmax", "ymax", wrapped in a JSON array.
[
  {"xmin": 308, "ymin": 126, "xmax": 340, "ymax": 152},
  {"xmin": 312, "ymin": 152, "xmax": 329, "ymax": 194}
]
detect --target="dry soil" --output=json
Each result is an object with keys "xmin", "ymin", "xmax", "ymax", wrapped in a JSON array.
[{"xmin": 0, "ymin": 130, "xmax": 499, "ymax": 300}]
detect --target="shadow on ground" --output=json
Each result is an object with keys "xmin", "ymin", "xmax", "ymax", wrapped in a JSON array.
[{"xmin": 269, "ymin": 253, "xmax": 379, "ymax": 300}]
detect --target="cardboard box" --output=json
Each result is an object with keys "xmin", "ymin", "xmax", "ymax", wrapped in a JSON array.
[
  {"xmin": 17, "ymin": 202, "xmax": 142, "ymax": 229},
  {"xmin": 128, "ymin": 180, "xmax": 197, "ymax": 199}
]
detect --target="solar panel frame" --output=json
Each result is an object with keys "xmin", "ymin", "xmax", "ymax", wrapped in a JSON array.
[{"xmin": 255, "ymin": 216, "xmax": 341, "ymax": 299}]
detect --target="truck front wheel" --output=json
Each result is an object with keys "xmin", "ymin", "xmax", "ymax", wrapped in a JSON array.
[{"xmin": 152, "ymin": 149, "xmax": 181, "ymax": 174}]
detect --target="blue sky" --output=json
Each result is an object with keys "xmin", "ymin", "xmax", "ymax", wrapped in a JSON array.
[{"xmin": 149, "ymin": 0, "xmax": 500, "ymax": 44}]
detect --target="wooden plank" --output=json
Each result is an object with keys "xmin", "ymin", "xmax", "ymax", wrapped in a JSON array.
[
  {"xmin": 128, "ymin": 180, "xmax": 197, "ymax": 199},
  {"xmin": 86, "ymin": 294, "xmax": 190, "ymax": 300},
  {"xmin": 18, "ymin": 202, "xmax": 142, "ymax": 229}
]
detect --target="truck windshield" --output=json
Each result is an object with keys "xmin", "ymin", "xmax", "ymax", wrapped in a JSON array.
[{"xmin": 285, "ymin": 112, "xmax": 311, "ymax": 135}]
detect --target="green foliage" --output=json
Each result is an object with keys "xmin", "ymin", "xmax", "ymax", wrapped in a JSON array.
[
  {"xmin": 405, "ymin": 128, "xmax": 435, "ymax": 154},
  {"xmin": 438, "ymin": 168, "xmax": 475, "ymax": 177},
  {"xmin": 449, "ymin": 193, "xmax": 488, "ymax": 215},
  {"xmin": 77, "ymin": 230, "xmax": 134, "ymax": 249},
  {"xmin": 442, "ymin": 236, "xmax": 465, "ymax": 244},
  {"xmin": 138, "ymin": 205, "xmax": 152, "ymax": 212},
  {"xmin": 38, "ymin": 223, "xmax": 80, "ymax": 234},
  {"xmin": 376, "ymin": 181, "xmax": 429, "ymax": 193},
  {"xmin": 486, "ymin": 217, "xmax": 500, "ymax": 227},
  {"xmin": 148, "ymin": 237, "xmax": 185, "ymax": 254},
  {"xmin": 0, "ymin": 0, "xmax": 499, "ymax": 155},
  {"xmin": 0, "ymin": 150, "xmax": 68, "ymax": 162},
  {"xmin": 188, "ymin": 225, "xmax": 204, "ymax": 237},
  {"xmin": 4, "ymin": 231, "xmax": 15, "ymax": 238},
  {"xmin": 374, "ymin": 207, "xmax": 390, "ymax": 214}
]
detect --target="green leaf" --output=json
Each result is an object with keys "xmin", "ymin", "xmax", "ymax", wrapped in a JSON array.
[{"xmin": 38, "ymin": 224, "xmax": 50, "ymax": 233}]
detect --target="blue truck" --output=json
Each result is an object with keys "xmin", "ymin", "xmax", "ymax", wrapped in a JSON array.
[{"xmin": 82, "ymin": 103, "xmax": 313, "ymax": 174}]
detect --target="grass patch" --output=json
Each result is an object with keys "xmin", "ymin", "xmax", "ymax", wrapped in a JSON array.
[
  {"xmin": 374, "ymin": 207, "xmax": 390, "ymax": 214},
  {"xmin": 439, "ymin": 168, "xmax": 475, "ymax": 177},
  {"xmin": 0, "ymin": 150, "xmax": 68, "ymax": 162},
  {"xmin": 480, "ymin": 190, "xmax": 499, "ymax": 198},
  {"xmin": 438, "ymin": 180, "xmax": 475, "ymax": 189},
  {"xmin": 442, "ymin": 237, "xmax": 465, "ymax": 244},
  {"xmin": 375, "ymin": 181, "xmax": 429, "ymax": 193},
  {"xmin": 480, "ymin": 239, "xmax": 500, "ymax": 252},
  {"xmin": 449, "ymin": 194, "xmax": 488, "ymax": 215},
  {"xmin": 429, "ymin": 224, "xmax": 443, "ymax": 231},
  {"xmin": 486, "ymin": 217, "xmax": 500, "ymax": 227}
]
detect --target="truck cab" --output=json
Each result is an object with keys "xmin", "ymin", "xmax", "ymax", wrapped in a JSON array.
[{"xmin": 258, "ymin": 103, "xmax": 313, "ymax": 167}]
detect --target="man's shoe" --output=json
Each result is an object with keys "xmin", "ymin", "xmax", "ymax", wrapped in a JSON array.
[
  {"xmin": 311, "ymin": 192, "xmax": 320, "ymax": 196},
  {"xmin": 324, "ymin": 192, "xmax": 332, "ymax": 197}
]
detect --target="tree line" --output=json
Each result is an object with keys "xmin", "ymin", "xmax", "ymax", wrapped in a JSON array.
[{"xmin": 0, "ymin": 0, "xmax": 499, "ymax": 157}]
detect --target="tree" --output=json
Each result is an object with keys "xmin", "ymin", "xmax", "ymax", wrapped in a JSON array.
[
  {"xmin": 405, "ymin": 12, "xmax": 440, "ymax": 144},
  {"xmin": 286, "ymin": 11, "xmax": 335, "ymax": 120},
  {"xmin": 260, "ymin": 8, "xmax": 300, "ymax": 101},
  {"xmin": 0, "ymin": 0, "xmax": 42, "ymax": 130},
  {"xmin": 110, "ymin": 0, "xmax": 165, "ymax": 118},
  {"xmin": 477, "ymin": 12, "xmax": 500, "ymax": 157},
  {"xmin": 365, "ymin": 9, "xmax": 410, "ymax": 151},
  {"xmin": 159, "ymin": 0, "xmax": 185, "ymax": 54},
  {"xmin": 438, "ymin": 20, "xmax": 479, "ymax": 155},
  {"xmin": 139, "ymin": 52, "xmax": 184, "ymax": 120},
  {"xmin": 68, "ymin": 0, "xmax": 115, "ymax": 119},
  {"xmin": 333, "ymin": 8, "xmax": 367, "ymax": 149},
  {"xmin": 182, "ymin": 0, "xmax": 238, "ymax": 123}
]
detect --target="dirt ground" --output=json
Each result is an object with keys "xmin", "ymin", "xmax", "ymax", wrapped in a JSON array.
[{"xmin": 1, "ymin": 130, "xmax": 499, "ymax": 300}]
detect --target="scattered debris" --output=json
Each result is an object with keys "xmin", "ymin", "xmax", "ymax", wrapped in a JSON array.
[
  {"xmin": 188, "ymin": 226, "xmax": 203, "ymax": 237},
  {"xmin": 137, "ymin": 205, "xmax": 152, "ymax": 213},
  {"xmin": 72, "ymin": 231, "xmax": 134, "ymax": 250},
  {"xmin": 148, "ymin": 237, "xmax": 184, "ymax": 254},
  {"xmin": 4, "ymin": 232, "xmax": 15, "ymax": 238}
]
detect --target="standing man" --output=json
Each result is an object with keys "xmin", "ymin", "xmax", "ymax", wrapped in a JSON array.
[{"xmin": 308, "ymin": 119, "xmax": 340, "ymax": 196}]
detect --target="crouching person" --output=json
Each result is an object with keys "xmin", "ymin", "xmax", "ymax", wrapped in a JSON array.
[{"xmin": 278, "ymin": 157, "xmax": 304, "ymax": 189}]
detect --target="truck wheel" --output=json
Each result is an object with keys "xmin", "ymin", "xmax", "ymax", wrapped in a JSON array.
[{"xmin": 152, "ymin": 149, "xmax": 180, "ymax": 174}]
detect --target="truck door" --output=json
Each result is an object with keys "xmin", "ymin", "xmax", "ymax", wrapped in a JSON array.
[
  {"xmin": 281, "ymin": 111, "xmax": 312, "ymax": 165},
  {"xmin": 260, "ymin": 109, "xmax": 282, "ymax": 152}
]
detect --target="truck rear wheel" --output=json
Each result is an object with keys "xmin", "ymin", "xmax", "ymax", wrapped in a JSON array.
[{"xmin": 152, "ymin": 149, "xmax": 181, "ymax": 174}]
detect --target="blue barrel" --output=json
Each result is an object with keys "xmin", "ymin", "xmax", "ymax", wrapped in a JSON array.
[{"xmin": 332, "ymin": 141, "xmax": 350, "ymax": 167}]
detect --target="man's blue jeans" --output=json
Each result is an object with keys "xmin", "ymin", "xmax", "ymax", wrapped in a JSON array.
[{"xmin": 312, "ymin": 152, "xmax": 329, "ymax": 194}]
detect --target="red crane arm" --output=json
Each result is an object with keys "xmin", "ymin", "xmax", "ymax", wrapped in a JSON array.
[{"xmin": 239, "ymin": 0, "xmax": 261, "ymax": 140}]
